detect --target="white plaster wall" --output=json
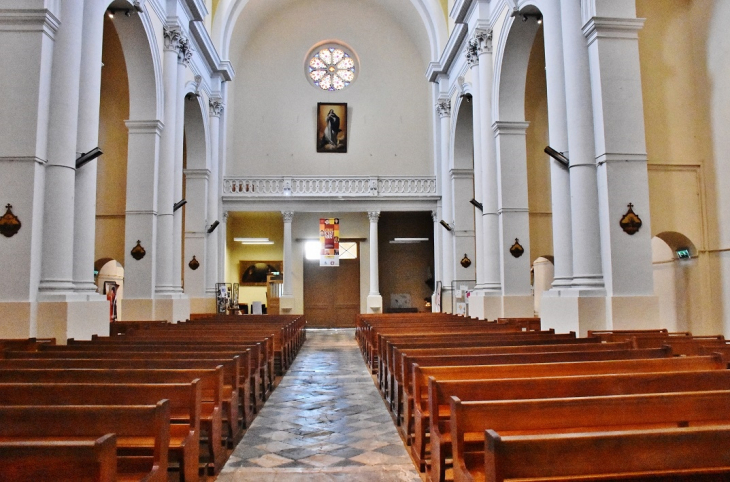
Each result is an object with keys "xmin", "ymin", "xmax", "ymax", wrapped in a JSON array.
[{"xmin": 226, "ymin": 0, "xmax": 433, "ymax": 177}]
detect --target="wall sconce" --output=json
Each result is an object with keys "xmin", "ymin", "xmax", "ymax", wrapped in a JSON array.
[
  {"xmin": 470, "ymin": 198, "xmax": 483, "ymax": 211},
  {"xmin": 0, "ymin": 204, "xmax": 21, "ymax": 238},
  {"xmin": 207, "ymin": 220, "xmax": 220, "ymax": 233},
  {"xmin": 76, "ymin": 147, "xmax": 103, "ymax": 169},
  {"xmin": 544, "ymin": 146, "xmax": 569, "ymax": 168},
  {"xmin": 439, "ymin": 220, "xmax": 453, "ymax": 232},
  {"xmin": 460, "ymin": 254, "xmax": 472, "ymax": 268},
  {"xmin": 188, "ymin": 255, "xmax": 200, "ymax": 270},
  {"xmin": 173, "ymin": 199, "xmax": 187, "ymax": 212},
  {"xmin": 130, "ymin": 240, "xmax": 146, "ymax": 260}
]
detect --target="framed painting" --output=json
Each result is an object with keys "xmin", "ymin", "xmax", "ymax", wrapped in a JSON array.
[
  {"xmin": 239, "ymin": 260, "xmax": 282, "ymax": 286},
  {"xmin": 317, "ymin": 102, "xmax": 347, "ymax": 153}
]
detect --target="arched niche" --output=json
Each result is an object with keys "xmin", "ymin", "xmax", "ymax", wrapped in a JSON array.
[{"xmin": 651, "ymin": 232, "xmax": 698, "ymax": 333}]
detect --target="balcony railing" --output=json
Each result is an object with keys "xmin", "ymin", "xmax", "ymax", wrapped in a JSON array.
[{"xmin": 223, "ymin": 176, "xmax": 437, "ymax": 198}]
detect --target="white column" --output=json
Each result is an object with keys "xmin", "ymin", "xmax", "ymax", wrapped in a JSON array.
[
  {"xmin": 431, "ymin": 210, "xmax": 443, "ymax": 312},
  {"xmin": 475, "ymin": 29, "xmax": 501, "ymax": 293},
  {"xmin": 155, "ymin": 26, "xmax": 184, "ymax": 296},
  {"xmin": 280, "ymin": 211, "xmax": 295, "ymax": 311},
  {"xmin": 38, "ymin": 0, "xmax": 85, "ymax": 297},
  {"xmin": 218, "ymin": 210, "xmax": 229, "ymax": 283},
  {"xmin": 436, "ymin": 98, "xmax": 454, "ymax": 291},
  {"xmin": 206, "ymin": 96, "xmax": 223, "ymax": 298},
  {"xmin": 561, "ymin": 0, "xmax": 604, "ymax": 291},
  {"xmin": 367, "ymin": 211, "xmax": 383, "ymax": 312},
  {"xmin": 73, "ymin": 0, "xmax": 106, "ymax": 294},
  {"xmin": 542, "ymin": 0, "xmax": 573, "ymax": 289},
  {"xmin": 465, "ymin": 42, "xmax": 485, "ymax": 291},
  {"xmin": 173, "ymin": 47, "xmax": 192, "ymax": 295},
  {"xmin": 583, "ymin": 1, "xmax": 659, "ymax": 329},
  {"xmin": 183, "ymin": 168, "xmax": 208, "ymax": 312}
]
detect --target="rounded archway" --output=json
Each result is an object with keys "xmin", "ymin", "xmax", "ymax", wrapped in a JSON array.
[{"xmin": 652, "ymin": 232, "xmax": 698, "ymax": 332}]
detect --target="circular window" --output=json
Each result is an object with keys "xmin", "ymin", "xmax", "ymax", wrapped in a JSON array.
[{"xmin": 306, "ymin": 44, "xmax": 357, "ymax": 91}]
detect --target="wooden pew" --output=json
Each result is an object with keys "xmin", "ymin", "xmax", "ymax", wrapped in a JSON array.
[
  {"xmin": 3, "ymin": 351, "xmax": 250, "ymax": 432},
  {"xmin": 451, "ymin": 390, "xmax": 730, "ymax": 482},
  {"xmin": 0, "ymin": 382, "xmax": 201, "ymax": 482},
  {"xmin": 407, "ymin": 355, "xmax": 725, "ymax": 471},
  {"xmin": 429, "ymin": 369, "xmax": 730, "ymax": 482},
  {"xmin": 483, "ymin": 426, "xmax": 730, "ymax": 482},
  {"xmin": 0, "ymin": 368, "xmax": 225, "ymax": 473},
  {"xmin": 0, "ymin": 401, "xmax": 171, "ymax": 482},
  {"xmin": 0, "ymin": 434, "xmax": 117, "ymax": 482}
]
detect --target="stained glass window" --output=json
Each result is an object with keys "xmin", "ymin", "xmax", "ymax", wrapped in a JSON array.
[{"xmin": 307, "ymin": 44, "xmax": 357, "ymax": 91}]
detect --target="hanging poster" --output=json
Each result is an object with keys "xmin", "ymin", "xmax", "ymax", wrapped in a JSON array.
[{"xmin": 320, "ymin": 218, "xmax": 340, "ymax": 266}]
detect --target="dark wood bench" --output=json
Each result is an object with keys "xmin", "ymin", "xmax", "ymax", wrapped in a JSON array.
[
  {"xmin": 0, "ymin": 382, "xmax": 201, "ymax": 482},
  {"xmin": 428, "ymin": 369, "xmax": 730, "ymax": 482},
  {"xmin": 0, "ymin": 401, "xmax": 170, "ymax": 482},
  {"xmin": 0, "ymin": 434, "xmax": 117, "ymax": 482}
]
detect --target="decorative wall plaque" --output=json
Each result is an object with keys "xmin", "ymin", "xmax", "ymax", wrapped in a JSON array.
[
  {"xmin": 619, "ymin": 203, "xmax": 643, "ymax": 235},
  {"xmin": 510, "ymin": 238, "xmax": 524, "ymax": 258},
  {"xmin": 0, "ymin": 204, "xmax": 21, "ymax": 238},
  {"xmin": 460, "ymin": 254, "xmax": 471, "ymax": 268},
  {"xmin": 188, "ymin": 255, "xmax": 199, "ymax": 270},
  {"xmin": 130, "ymin": 240, "xmax": 146, "ymax": 260}
]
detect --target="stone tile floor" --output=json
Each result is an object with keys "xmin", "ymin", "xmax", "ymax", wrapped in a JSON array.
[{"xmin": 216, "ymin": 329, "xmax": 422, "ymax": 481}]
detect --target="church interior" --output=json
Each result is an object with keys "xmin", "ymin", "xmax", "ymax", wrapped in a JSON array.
[{"xmin": 1, "ymin": 0, "xmax": 730, "ymax": 480}]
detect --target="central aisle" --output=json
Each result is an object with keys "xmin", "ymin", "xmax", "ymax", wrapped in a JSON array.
[{"xmin": 217, "ymin": 329, "xmax": 422, "ymax": 481}]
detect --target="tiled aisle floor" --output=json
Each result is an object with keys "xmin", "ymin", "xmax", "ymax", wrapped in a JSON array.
[{"xmin": 216, "ymin": 329, "xmax": 421, "ymax": 482}]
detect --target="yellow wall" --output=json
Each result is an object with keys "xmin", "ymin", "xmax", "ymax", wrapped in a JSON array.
[
  {"xmin": 524, "ymin": 25, "xmax": 553, "ymax": 264},
  {"xmin": 96, "ymin": 17, "xmax": 129, "ymax": 266}
]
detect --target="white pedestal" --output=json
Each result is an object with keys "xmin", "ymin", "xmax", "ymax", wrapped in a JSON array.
[
  {"xmin": 467, "ymin": 292, "xmax": 502, "ymax": 320},
  {"xmin": 36, "ymin": 296, "xmax": 109, "ymax": 343},
  {"xmin": 540, "ymin": 289, "xmax": 606, "ymax": 336},
  {"xmin": 189, "ymin": 296, "xmax": 216, "ymax": 315},
  {"xmin": 606, "ymin": 295, "xmax": 661, "ymax": 331},
  {"xmin": 279, "ymin": 295, "xmax": 295, "ymax": 312},
  {"xmin": 154, "ymin": 295, "xmax": 190, "ymax": 324},
  {"xmin": 367, "ymin": 295, "xmax": 383, "ymax": 313}
]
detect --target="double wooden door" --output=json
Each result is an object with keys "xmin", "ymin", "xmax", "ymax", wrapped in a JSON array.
[{"xmin": 303, "ymin": 257, "xmax": 360, "ymax": 328}]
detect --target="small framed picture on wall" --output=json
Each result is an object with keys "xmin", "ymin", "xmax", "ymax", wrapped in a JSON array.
[{"xmin": 317, "ymin": 103, "xmax": 347, "ymax": 153}]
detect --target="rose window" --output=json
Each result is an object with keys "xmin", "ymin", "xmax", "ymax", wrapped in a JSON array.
[{"xmin": 307, "ymin": 45, "xmax": 357, "ymax": 91}]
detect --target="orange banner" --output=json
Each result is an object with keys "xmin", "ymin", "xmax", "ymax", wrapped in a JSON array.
[{"xmin": 320, "ymin": 218, "xmax": 340, "ymax": 266}]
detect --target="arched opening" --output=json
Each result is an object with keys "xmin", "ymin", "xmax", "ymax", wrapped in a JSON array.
[
  {"xmin": 95, "ymin": 258, "xmax": 125, "ymax": 321},
  {"xmin": 451, "ymin": 95, "xmax": 476, "ymax": 284},
  {"xmin": 652, "ymin": 232, "xmax": 698, "ymax": 333},
  {"xmin": 532, "ymin": 255, "xmax": 554, "ymax": 316}
]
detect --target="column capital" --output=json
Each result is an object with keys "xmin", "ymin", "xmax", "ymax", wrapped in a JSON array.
[
  {"xmin": 436, "ymin": 98, "xmax": 451, "ymax": 118},
  {"xmin": 465, "ymin": 38, "xmax": 479, "ymax": 68},
  {"xmin": 209, "ymin": 97, "xmax": 225, "ymax": 117},
  {"xmin": 163, "ymin": 26, "xmax": 192, "ymax": 65},
  {"xmin": 367, "ymin": 211, "xmax": 380, "ymax": 223},
  {"xmin": 281, "ymin": 211, "xmax": 294, "ymax": 223},
  {"xmin": 474, "ymin": 28, "xmax": 493, "ymax": 55},
  {"xmin": 431, "ymin": 210, "xmax": 438, "ymax": 222}
]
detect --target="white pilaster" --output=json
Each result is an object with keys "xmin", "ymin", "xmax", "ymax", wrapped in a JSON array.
[
  {"xmin": 155, "ymin": 26, "xmax": 184, "ymax": 297},
  {"xmin": 436, "ymin": 98, "xmax": 454, "ymax": 292},
  {"xmin": 121, "ymin": 120, "xmax": 163, "ymax": 321},
  {"xmin": 206, "ymin": 96, "xmax": 223, "ymax": 297},
  {"xmin": 173, "ymin": 48, "xmax": 190, "ymax": 296},
  {"xmin": 494, "ymin": 121, "xmax": 533, "ymax": 317},
  {"xmin": 431, "ymin": 210, "xmax": 443, "ymax": 312},
  {"xmin": 280, "ymin": 211, "xmax": 295, "ymax": 311},
  {"xmin": 367, "ymin": 211, "xmax": 382, "ymax": 312},
  {"xmin": 583, "ymin": 3, "xmax": 659, "ymax": 329},
  {"xmin": 183, "ymin": 168, "xmax": 210, "ymax": 313}
]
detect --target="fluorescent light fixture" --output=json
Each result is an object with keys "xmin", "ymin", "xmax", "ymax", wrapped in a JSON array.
[
  {"xmin": 234, "ymin": 237, "xmax": 274, "ymax": 245},
  {"xmin": 470, "ymin": 198, "xmax": 483, "ymax": 211},
  {"xmin": 439, "ymin": 220, "xmax": 453, "ymax": 232},
  {"xmin": 544, "ymin": 146, "xmax": 569, "ymax": 168},
  {"xmin": 390, "ymin": 237, "xmax": 430, "ymax": 244}
]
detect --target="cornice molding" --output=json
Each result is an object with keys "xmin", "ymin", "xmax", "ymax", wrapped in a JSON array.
[{"xmin": 426, "ymin": 23, "xmax": 468, "ymax": 82}]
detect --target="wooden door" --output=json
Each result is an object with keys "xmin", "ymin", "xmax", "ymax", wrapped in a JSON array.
[{"xmin": 303, "ymin": 257, "xmax": 360, "ymax": 328}]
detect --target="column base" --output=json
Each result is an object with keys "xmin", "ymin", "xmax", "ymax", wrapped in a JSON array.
[
  {"xmin": 154, "ymin": 295, "xmax": 190, "ymax": 323},
  {"xmin": 440, "ymin": 288, "xmax": 453, "ymax": 314},
  {"xmin": 606, "ymin": 295, "xmax": 661, "ymax": 331},
  {"xmin": 540, "ymin": 289, "xmax": 607, "ymax": 336},
  {"xmin": 279, "ymin": 295, "xmax": 295, "ymax": 312},
  {"xmin": 467, "ymin": 291, "xmax": 502, "ymax": 320},
  {"xmin": 0, "ymin": 302, "xmax": 37, "ymax": 338},
  {"xmin": 189, "ymin": 297, "xmax": 216, "ymax": 315},
  {"xmin": 36, "ymin": 297, "xmax": 109, "ymax": 343},
  {"xmin": 367, "ymin": 295, "xmax": 383, "ymax": 313}
]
